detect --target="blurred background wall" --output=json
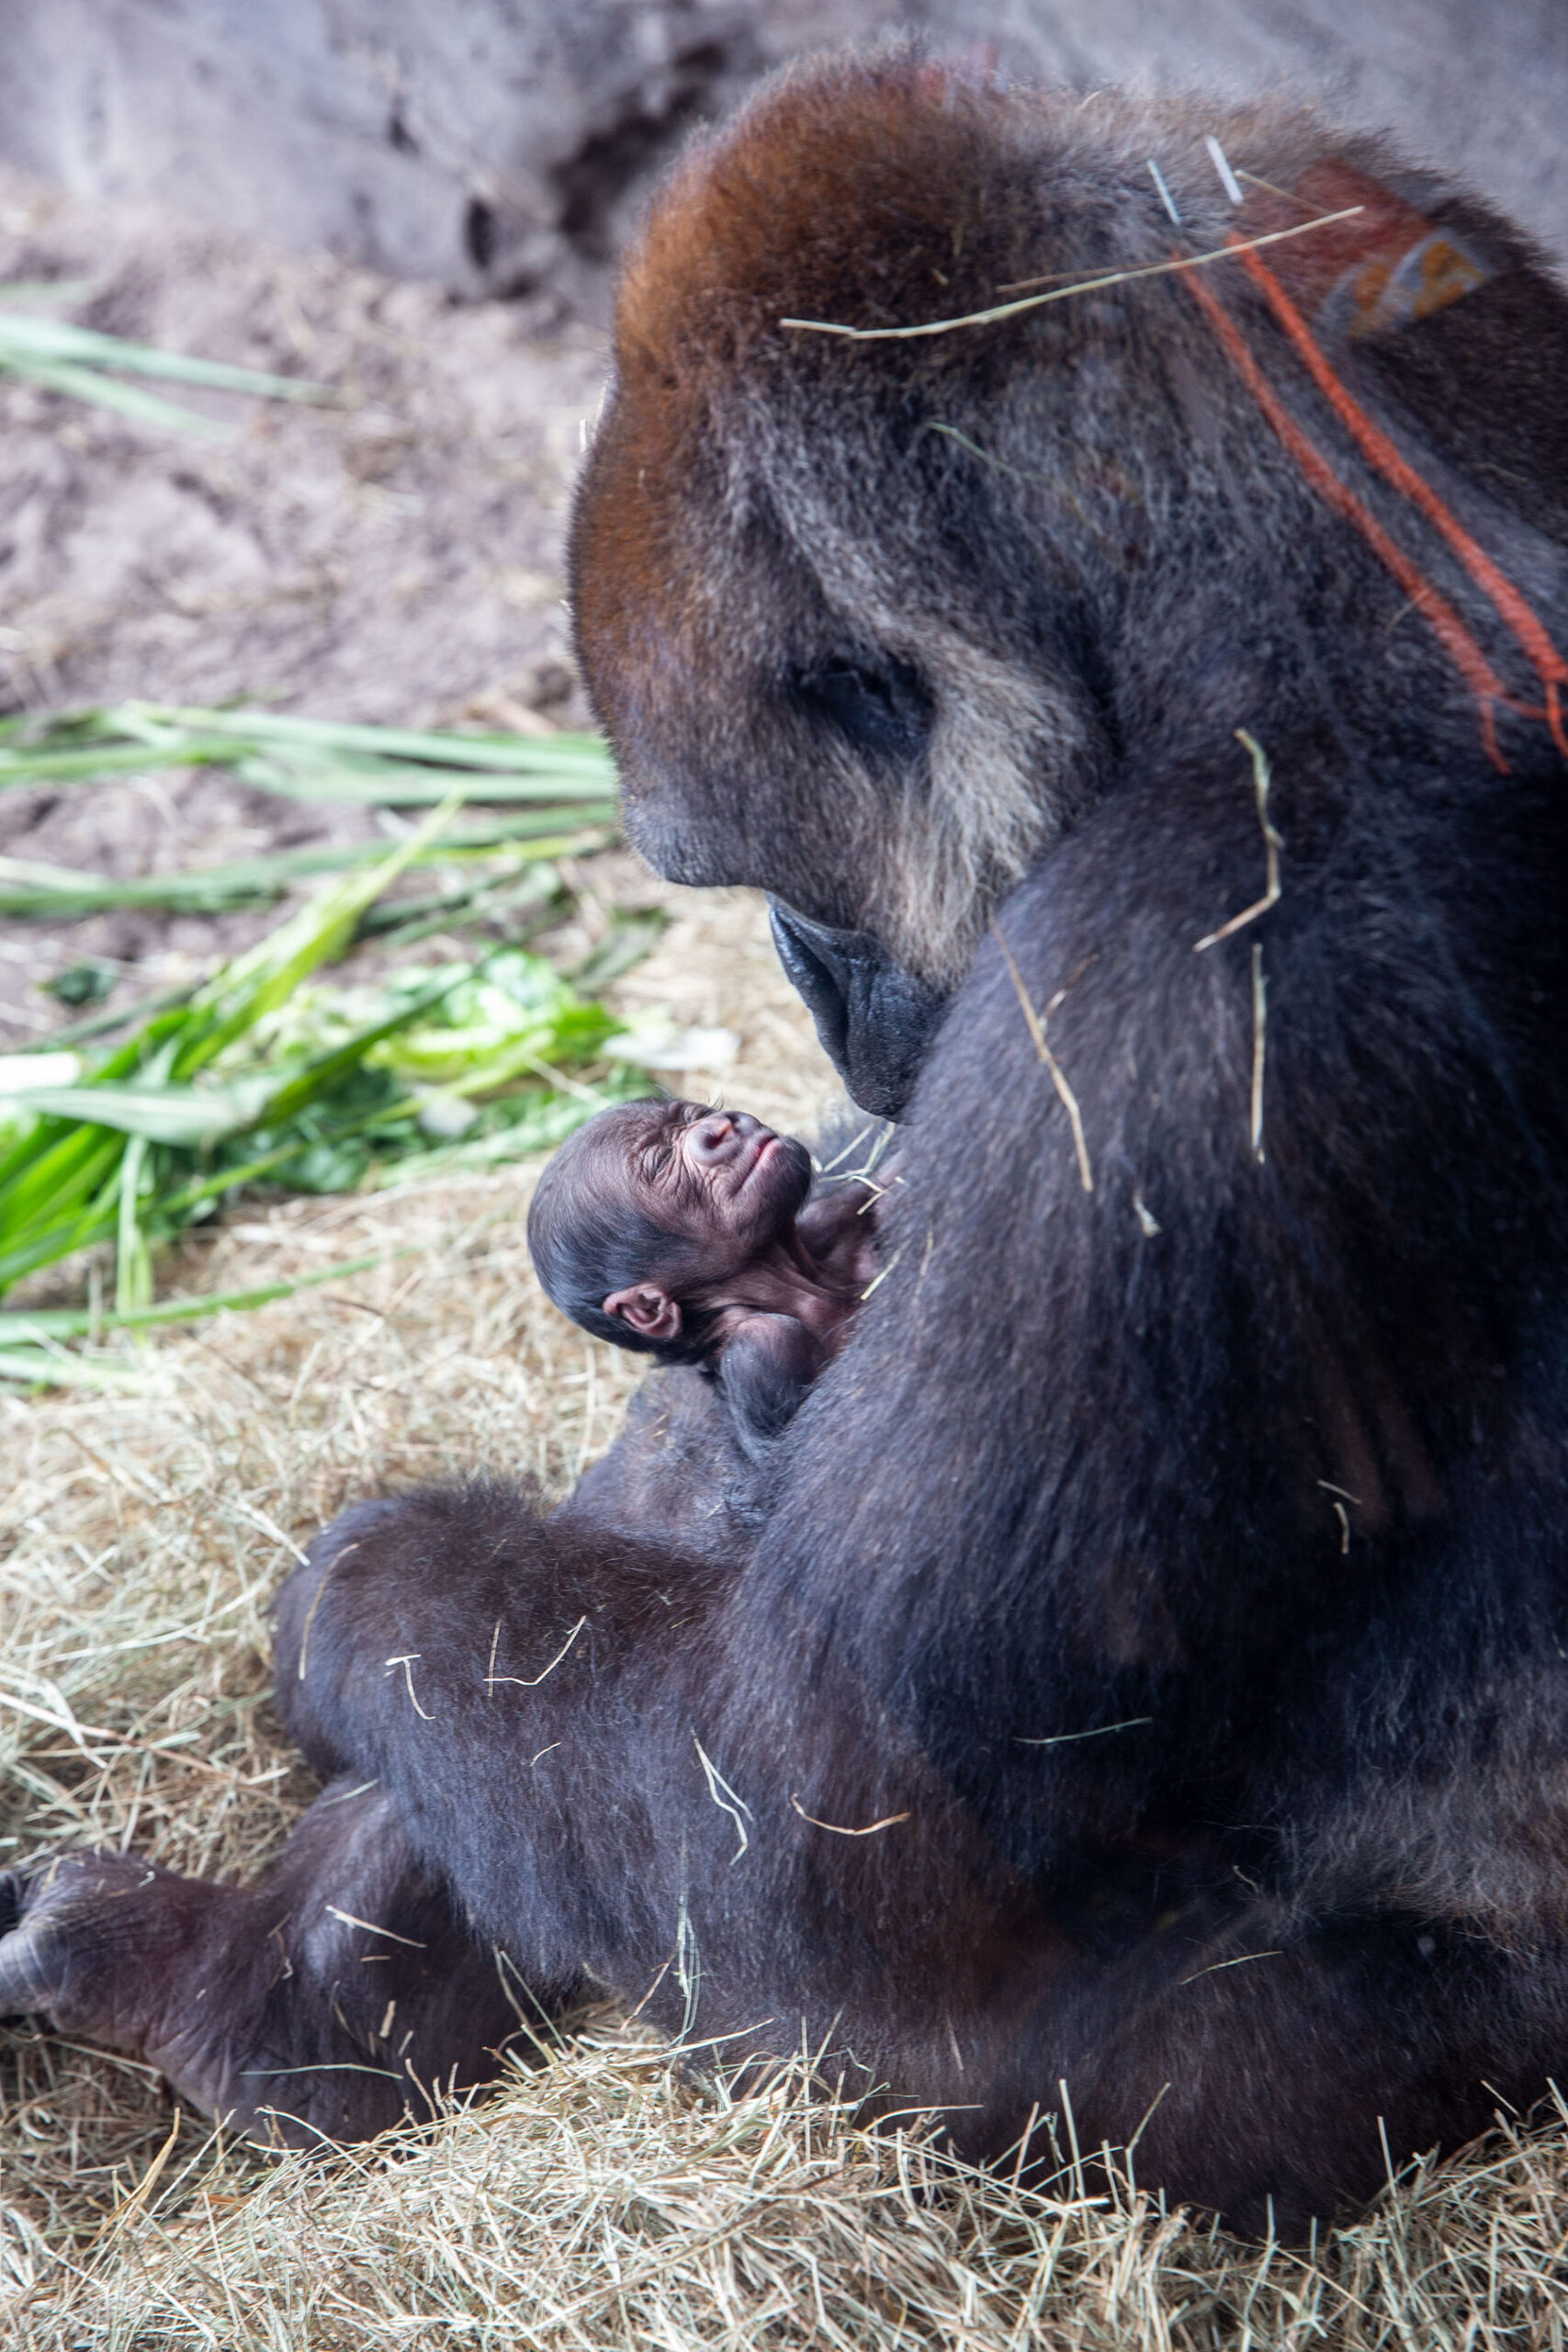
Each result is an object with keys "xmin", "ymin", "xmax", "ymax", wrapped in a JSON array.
[{"xmin": 0, "ymin": 0, "xmax": 1563, "ymax": 319}]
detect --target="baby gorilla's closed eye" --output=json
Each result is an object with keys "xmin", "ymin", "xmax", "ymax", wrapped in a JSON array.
[{"xmin": 527, "ymin": 1098, "xmax": 884, "ymax": 1458}]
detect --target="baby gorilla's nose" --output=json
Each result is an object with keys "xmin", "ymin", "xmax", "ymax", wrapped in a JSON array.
[
  {"xmin": 690, "ymin": 1113, "xmax": 739, "ymax": 1162},
  {"xmin": 689, "ymin": 1110, "xmax": 766, "ymax": 1167}
]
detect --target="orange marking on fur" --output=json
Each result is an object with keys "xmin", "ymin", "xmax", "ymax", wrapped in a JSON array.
[
  {"xmin": 1185, "ymin": 267, "xmax": 1512, "ymax": 772},
  {"xmin": 1256, "ymin": 162, "xmax": 1491, "ymax": 340},
  {"xmin": 1235, "ymin": 239, "xmax": 1568, "ymax": 763}
]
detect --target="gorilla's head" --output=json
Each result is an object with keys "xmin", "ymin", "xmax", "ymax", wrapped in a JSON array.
[
  {"xmin": 570, "ymin": 49, "xmax": 1529, "ymax": 1113},
  {"xmin": 568, "ymin": 53, "xmax": 1176, "ymax": 1112}
]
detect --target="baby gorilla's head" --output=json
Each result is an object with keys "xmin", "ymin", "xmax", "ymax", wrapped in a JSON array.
[{"xmin": 526, "ymin": 1098, "xmax": 815, "ymax": 1361}]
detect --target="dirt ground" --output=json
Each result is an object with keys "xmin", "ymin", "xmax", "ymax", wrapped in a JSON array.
[{"xmin": 0, "ymin": 157, "xmax": 659, "ymax": 1048}]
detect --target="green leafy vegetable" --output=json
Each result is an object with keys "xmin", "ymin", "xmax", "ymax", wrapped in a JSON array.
[
  {"xmin": 0, "ymin": 805, "xmax": 648, "ymax": 1333},
  {"xmin": 0, "ymin": 702, "xmax": 616, "ymax": 833}
]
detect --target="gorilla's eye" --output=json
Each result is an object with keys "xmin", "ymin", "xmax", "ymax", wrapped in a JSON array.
[{"xmin": 794, "ymin": 656, "xmax": 932, "ymax": 762}]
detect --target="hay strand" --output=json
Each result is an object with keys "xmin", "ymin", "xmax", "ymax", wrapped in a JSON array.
[
  {"xmin": 781, "ymin": 207, "xmax": 1362, "ymax": 341},
  {"xmin": 989, "ymin": 920, "xmax": 1094, "ymax": 1193}
]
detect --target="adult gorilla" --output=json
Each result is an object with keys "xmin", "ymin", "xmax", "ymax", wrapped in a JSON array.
[{"xmin": 6, "ymin": 53, "xmax": 1568, "ymax": 2231}]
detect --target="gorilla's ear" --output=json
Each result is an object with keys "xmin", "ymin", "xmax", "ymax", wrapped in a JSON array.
[
  {"xmin": 604, "ymin": 1285, "xmax": 682, "ymax": 1342},
  {"xmin": 769, "ymin": 901, "xmax": 949, "ymax": 1121}
]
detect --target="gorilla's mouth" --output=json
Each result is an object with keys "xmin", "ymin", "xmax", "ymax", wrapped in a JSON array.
[{"xmin": 767, "ymin": 900, "xmax": 950, "ymax": 1121}]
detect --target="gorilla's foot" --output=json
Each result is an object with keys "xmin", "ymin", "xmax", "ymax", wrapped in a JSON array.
[
  {"xmin": 0, "ymin": 1786, "xmax": 536, "ymax": 2148},
  {"xmin": 1, "ymin": 1846, "xmax": 298, "ymax": 2128}
]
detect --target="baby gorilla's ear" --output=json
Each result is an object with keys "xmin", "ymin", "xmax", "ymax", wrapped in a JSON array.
[{"xmin": 604, "ymin": 1283, "xmax": 682, "ymax": 1342}]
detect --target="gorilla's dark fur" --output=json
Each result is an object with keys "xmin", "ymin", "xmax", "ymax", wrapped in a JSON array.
[{"xmin": 6, "ymin": 53, "xmax": 1568, "ymax": 2230}]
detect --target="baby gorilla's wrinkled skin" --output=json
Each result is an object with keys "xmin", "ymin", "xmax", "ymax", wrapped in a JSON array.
[{"xmin": 528, "ymin": 1099, "xmax": 881, "ymax": 1458}]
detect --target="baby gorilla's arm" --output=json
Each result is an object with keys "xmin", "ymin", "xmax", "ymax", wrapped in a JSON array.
[{"xmin": 717, "ymin": 1313, "xmax": 827, "ymax": 1461}]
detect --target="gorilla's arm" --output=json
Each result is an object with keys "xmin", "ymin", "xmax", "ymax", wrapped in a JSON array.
[{"xmin": 552, "ymin": 1362, "xmax": 758, "ymax": 1559}]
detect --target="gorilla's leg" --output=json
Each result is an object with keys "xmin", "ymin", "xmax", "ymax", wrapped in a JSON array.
[
  {"xmin": 11, "ymin": 1476, "xmax": 1566, "ymax": 2221},
  {"xmin": 0, "ymin": 1483, "xmax": 701, "ymax": 2143},
  {"xmin": 0, "ymin": 1776, "xmax": 533, "ymax": 2146},
  {"xmin": 267, "ymin": 1486, "xmax": 716, "ymax": 2003}
]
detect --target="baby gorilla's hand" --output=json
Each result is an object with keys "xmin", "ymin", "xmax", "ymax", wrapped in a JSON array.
[
  {"xmin": 718, "ymin": 1312, "xmax": 826, "ymax": 1460},
  {"xmin": 795, "ymin": 1173, "xmax": 888, "ymax": 1291}
]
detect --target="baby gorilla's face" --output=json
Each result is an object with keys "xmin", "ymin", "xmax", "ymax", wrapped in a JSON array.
[{"xmin": 631, "ymin": 1101, "xmax": 813, "ymax": 1273}]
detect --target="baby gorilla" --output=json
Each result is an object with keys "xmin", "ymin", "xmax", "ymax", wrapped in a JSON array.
[{"xmin": 527, "ymin": 1099, "xmax": 878, "ymax": 1458}]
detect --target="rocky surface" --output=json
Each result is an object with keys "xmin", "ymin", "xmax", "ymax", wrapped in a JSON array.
[{"xmin": 0, "ymin": 0, "xmax": 1562, "ymax": 329}]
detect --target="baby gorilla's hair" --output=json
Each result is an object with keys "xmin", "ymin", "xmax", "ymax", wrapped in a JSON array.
[{"xmin": 526, "ymin": 1102, "xmax": 720, "ymax": 1363}]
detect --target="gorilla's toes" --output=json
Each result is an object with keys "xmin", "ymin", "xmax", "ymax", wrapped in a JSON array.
[
  {"xmin": 0, "ymin": 1849, "xmax": 170, "ymax": 2033},
  {"xmin": 0, "ymin": 1862, "xmax": 51, "ymax": 2018}
]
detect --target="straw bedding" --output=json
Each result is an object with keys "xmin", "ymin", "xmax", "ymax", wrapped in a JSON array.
[{"xmin": 4, "ymin": 889, "xmax": 1568, "ymax": 2349}]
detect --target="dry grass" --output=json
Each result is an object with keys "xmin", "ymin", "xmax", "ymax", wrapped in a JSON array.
[
  {"xmin": 6, "ymin": 888, "xmax": 1568, "ymax": 2349},
  {"xmin": 17, "ymin": 2043, "xmax": 1568, "ymax": 2352}
]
